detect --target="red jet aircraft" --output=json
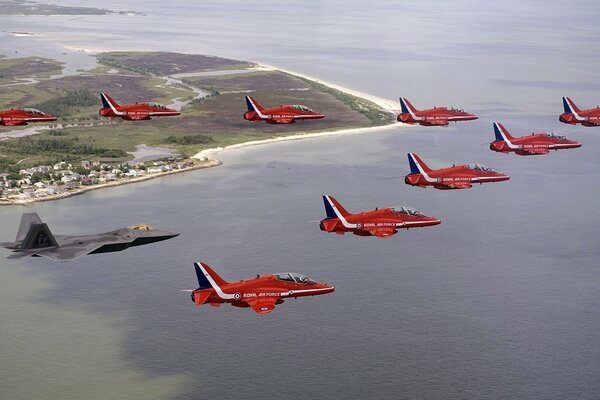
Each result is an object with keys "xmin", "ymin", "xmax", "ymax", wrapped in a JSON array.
[
  {"xmin": 319, "ymin": 195, "xmax": 440, "ymax": 238},
  {"xmin": 188, "ymin": 262, "xmax": 334, "ymax": 314},
  {"xmin": 99, "ymin": 93, "xmax": 180, "ymax": 121},
  {"xmin": 560, "ymin": 97, "xmax": 600, "ymax": 126},
  {"xmin": 396, "ymin": 97, "xmax": 478, "ymax": 126},
  {"xmin": 243, "ymin": 95, "xmax": 325, "ymax": 124},
  {"xmin": 490, "ymin": 122, "xmax": 581, "ymax": 155},
  {"xmin": 405, "ymin": 153, "xmax": 509, "ymax": 190},
  {"xmin": 0, "ymin": 108, "xmax": 57, "ymax": 126}
]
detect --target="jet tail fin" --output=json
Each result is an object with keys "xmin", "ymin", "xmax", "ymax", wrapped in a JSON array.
[
  {"xmin": 15, "ymin": 213, "xmax": 58, "ymax": 250},
  {"xmin": 194, "ymin": 262, "xmax": 229, "ymax": 290},
  {"xmin": 562, "ymin": 97, "xmax": 581, "ymax": 114},
  {"xmin": 100, "ymin": 92, "xmax": 121, "ymax": 109},
  {"xmin": 245, "ymin": 96, "xmax": 265, "ymax": 113},
  {"xmin": 493, "ymin": 122, "xmax": 514, "ymax": 142},
  {"xmin": 399, "ymin": 97, "xmax": 419, "ymax": 114},
  {"xmin": 323, "ymin": 195, "xmax": 351, "ymax": 219},
  {"xmin": 15, "ymin": 212, "xmax": 43, "ymax": 242},
  {"xmin": 407, "ymin": 153, "xmax": 431, "ymax": 174}
]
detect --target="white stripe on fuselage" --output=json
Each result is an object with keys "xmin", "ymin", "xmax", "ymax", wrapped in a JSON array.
[
  {"xmin": 281, "ymin": 287, "xmax": 332, "ymax": 297},
  {"xmin": 197, "ymin": 263, "xmax": 235, "ymax": 300},
  {"xmin": 247, "ymin": 97, "xmax": 270, "ymax": 119},
  {"xmin": 401, "ymin": 98, "xmax": 423, "ymax": 120},
  {"xmin": 494, "ymin": 123, "xmax": 519, "ymax": 149},
  {"xmin": 566, "ymin": 98, "xmax": 585, "ymax": 121},
  {"xmin": 409, "ymin": 154, "xmax": 437, "ymax": 183},
  {"xmin": 102, "ymin": 94, "xmax": 124, "ymax": 116},
  {"xmin": 325, "ymin": 195, "xmax": 358, "ymax": 228}
]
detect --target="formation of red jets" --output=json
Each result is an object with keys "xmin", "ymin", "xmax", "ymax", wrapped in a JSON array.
[{"xmin": 1, "ymin": 88, "xmax": 592, "ymax": 314}]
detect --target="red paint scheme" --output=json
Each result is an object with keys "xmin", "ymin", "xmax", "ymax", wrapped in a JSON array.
[
  {"xmin": 560, "ymin": 97, "xmax": 600, "ymax": 126},
  {"xmin": 319, "ymin": 195, "xmax": 440, "ymax": 238},
  {"xmin": 490, "ymin": 122, "xmax": 581, "ymax": 156},
  {"xmin": 0, "ymin": 108, "xmax": 57, "ymax": 126},
  {"xmin": 99, "ymin": 92, "xmax": 180, "ymax": 121},
  {"xmin": 243, "ymin": 95, "xmax": 325, "ymax": 124},
  {"xmin": 396, "ymin": 97, "xmax": 477, "ymax": 126},
  {"xmin": 405, "ymin": 153, "xmax": 509, "ymax": 190},
  {"xmin": 189, "ymin": 262, "xmax": 334, "ymax": 314}
]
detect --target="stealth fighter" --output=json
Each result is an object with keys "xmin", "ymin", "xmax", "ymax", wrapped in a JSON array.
[{"xmin": 2, "ymin": 212, "xmax": 179, "ymax": 261}]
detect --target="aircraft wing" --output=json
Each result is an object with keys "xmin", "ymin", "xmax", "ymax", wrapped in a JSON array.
[
  {"xmin": 364, "ymin": 227, "xmax": 396, "ymax": 238},
  {"xmin": 244, "ymin": 297, "xmax": 278, "ymax": 314},
  {"xmin": 35, "ymin": 241, "xmax": 106, "ymax": 261},
  {"xmin": 447, "ymin": 181, "xmax": 472, "ymax": 189},
  {"xmin": 2, "ymin": 120, "xmax": 27, "ymax": 126},
  {"xmin": 127, "ymin": 113, "xmax": 151, "ymax": 120},
  {"xmin": 526, "ymin": 148, "xmax": 550, "ymax": 154},
  {"xmin": 269, "ymin": 118, "xmax": 295, "ymax": 124},
  {"xmin": 423, "ymin": 117, "xmax": 448, "ymax": 125}
]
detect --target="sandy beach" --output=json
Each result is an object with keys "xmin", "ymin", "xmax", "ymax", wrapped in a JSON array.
[
  {"xmin": 192, "ymin": 63, "xmax": 401, "ymax": 161},
  {"xmin": 255, "ymin": 62, "xmax": 400, "ymax": 112},
  {"xmin": 2, "ymin": 56, "xmax": 401, "ymax": 205},
  {"xmin": 192, "ymin": 123, "xmax": 399, "ymax": 160}
]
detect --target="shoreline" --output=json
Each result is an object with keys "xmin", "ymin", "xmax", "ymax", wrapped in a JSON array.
[
  {"xmin": 192, "ymin": 62, "xmax": 401, "ymax": 160},
  {"xmin": 2, "ymin": 59, "xmax": 402, "ymax": 206},
  {"xmin": 254, "ymin": 62, "xmax": 399, "ymax": 113},
  {"xmin": 1, "ymin": 160, "xmax": 221, "ymax": 206},
  {"xmin": 192, "ymin": 123, "xmax": 399, "ymax": 160}
]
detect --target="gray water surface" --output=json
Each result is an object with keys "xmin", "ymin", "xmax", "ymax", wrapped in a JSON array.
[{"xmin": 1, "ymin": 1, "xmax": 600, "ymax": 399}]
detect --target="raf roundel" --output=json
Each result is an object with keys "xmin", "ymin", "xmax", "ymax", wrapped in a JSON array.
[{"xmin": 234, "ymin": 292, "xmax": 242, "ymax": 300}]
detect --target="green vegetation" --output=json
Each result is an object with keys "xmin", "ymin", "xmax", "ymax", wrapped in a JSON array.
[
  {"xmin": 0, "ymin": 52, "xmax": 396, "ymax": 173},
  {"xmin": 0, "ymin": 137, "xmax": 128, "ymax": 166},
  {"xmin": 165, "ymin": 135, "xmax": 214, "ymax": 145},
  {"xmin": 0, "ymin": 56, "xmax": 63, "ymax": 85},
  {"xmin": 32, "ymin": 89, "xmax": 97, "ymax": 118},
  {"xmin": 97, "ymin": 51, "xmax": 252, "ymax": 76},
  {"xmin": 301, "ymin": 78, "xmax": 394, "ymax": 126}
]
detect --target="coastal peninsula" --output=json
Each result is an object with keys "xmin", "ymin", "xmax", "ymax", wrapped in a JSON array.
[{"xmin": 0, "ymin": 51, "xmax": 396, "ymax": 205}]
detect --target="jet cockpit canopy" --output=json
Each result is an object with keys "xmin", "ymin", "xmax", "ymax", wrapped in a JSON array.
[
  {"xmin": 391, "ymin": 206, "xmax": 422, "ymax": 216},
  {"xmin": 22, "ymin": 108, "xmax": 46, "ymax": 115},
  {"xmin": 275, "ymin": 272, "xmax": 316, "ymax": 285},
  {"xmin": 466, "ymin": 163, "xmax": 496, "ymax": 172},
  {"xmin": 146, "ymin": 102, "xmax": 167, "ymax": 109},
  {"xmin": 128, "ymin": 224, "xmax": 158, "ymax": 231},
  {"xmin": 545, "ymin": 132, "xmax": 566, "ymax": 140},
  {"xmin": 291, "ymin": 105, "xmax": 315, "ymax": 113}
]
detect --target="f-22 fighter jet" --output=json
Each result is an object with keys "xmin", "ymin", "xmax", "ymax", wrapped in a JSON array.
[{"xmin": 1, "ymin": 212, "xmax": 179, "ymax": 261}]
